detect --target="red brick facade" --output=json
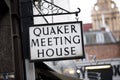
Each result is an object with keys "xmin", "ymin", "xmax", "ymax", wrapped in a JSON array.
[
  {"xmin": 85, "ymin": 42, "xmax": 120, "ymax": 60},
  {"xmin": 83, "ymin": 23, "xmax": 92, "ymax": 32}
]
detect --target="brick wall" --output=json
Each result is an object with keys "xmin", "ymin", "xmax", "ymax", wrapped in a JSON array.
[{"xmin": 85, "ymin": 42, "xmax": 120, "ymax": 60}]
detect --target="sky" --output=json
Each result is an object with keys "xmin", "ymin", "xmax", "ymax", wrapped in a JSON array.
[{"xmin": 70, "ymin": 0, "xmax": 120, "ymax": 23}]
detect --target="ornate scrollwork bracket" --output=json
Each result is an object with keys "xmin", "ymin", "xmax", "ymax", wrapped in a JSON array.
[{"xmin": 32, "ymin": 0, "xmax": 81, "ymax": 22}]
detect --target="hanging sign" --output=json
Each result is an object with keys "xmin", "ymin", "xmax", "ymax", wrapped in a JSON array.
[{"xmin": 29, "ymin": 21, "xmax": 84, "ymax": 61}]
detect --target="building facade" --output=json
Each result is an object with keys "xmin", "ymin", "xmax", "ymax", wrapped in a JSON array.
[
  {"xmin": 0, "ymin": 0, "xmax": 24, "ymax": 80},
  {"xmin": 91, "ymin": 0, "xmax": 120, "ymax": 41},
  {"xmin": 81, "ymin": 1, "xmax": 120, "ymax": 78}
]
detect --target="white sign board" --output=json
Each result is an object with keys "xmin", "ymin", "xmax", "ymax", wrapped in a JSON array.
[{"xmin": 29, "ymin": 22, "xmax": 84, "ymax": 61}]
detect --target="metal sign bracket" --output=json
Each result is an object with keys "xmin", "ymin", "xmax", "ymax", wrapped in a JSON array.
[{"xmin": 32, "ymin": 0, "xmax": 81, "ymax": 23}]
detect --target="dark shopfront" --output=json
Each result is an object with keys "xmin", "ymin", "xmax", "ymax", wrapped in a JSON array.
[
  {"xmin": 0, "ymin": 0, "xmax": 55, "ymax": 80},
  {"xmin": 0, "ymin": 0, "xmax": 24, "ymax": 80}
]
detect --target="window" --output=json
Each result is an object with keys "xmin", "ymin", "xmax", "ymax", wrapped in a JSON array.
[{"xmin": 96, "ymin": 32, "xmax": 105, "ymax": 44}]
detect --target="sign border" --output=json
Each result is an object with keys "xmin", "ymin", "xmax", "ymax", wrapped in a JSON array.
[{"xmin": 29, "ymin": 21, "xmax": 85, "ymax": 62}]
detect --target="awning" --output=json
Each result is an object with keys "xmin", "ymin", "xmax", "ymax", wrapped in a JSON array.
[{"xmin": 39, "ymin": 69, "xmax": 81, "ymax": 80}]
